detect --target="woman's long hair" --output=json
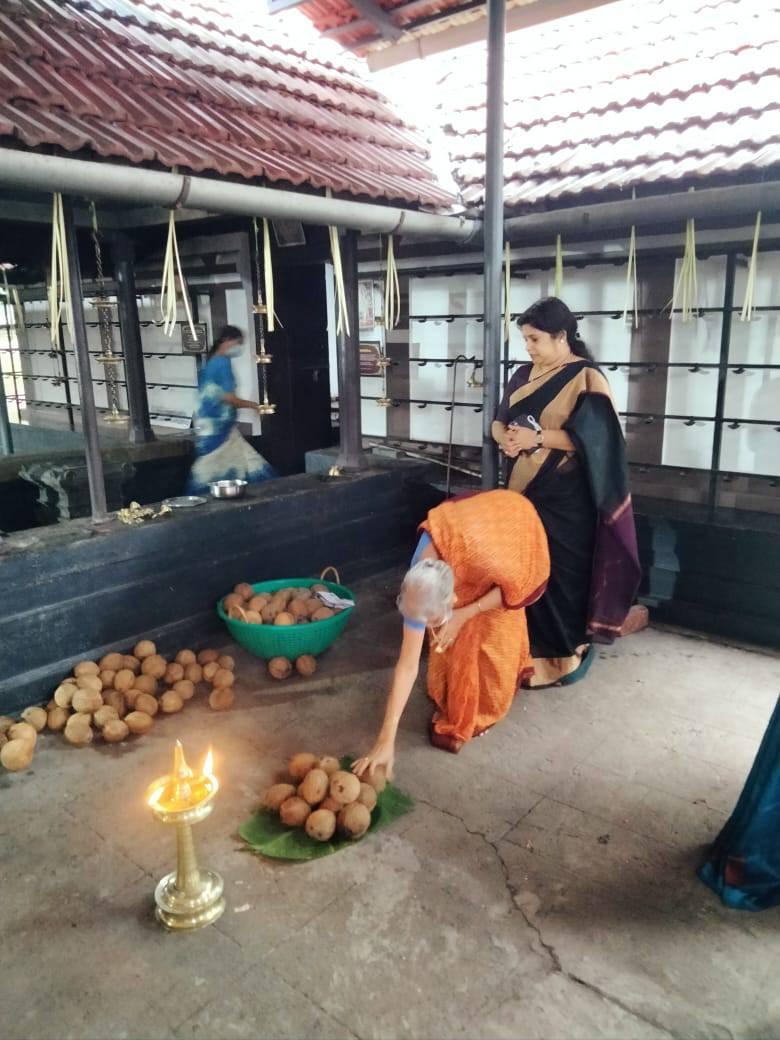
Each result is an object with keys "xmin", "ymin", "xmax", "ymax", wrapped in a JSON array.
[
  {"xmin": 207, "ymin": 324, "xmax": 244, "ymax": 359},
  {"xmin": 517, "ymin": 297, "xmax": 593, "ymax": 361}
]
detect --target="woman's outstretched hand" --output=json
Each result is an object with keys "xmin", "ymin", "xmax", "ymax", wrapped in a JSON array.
[{"xmin": 352, "ymin": 737, "xmax": 395, "ymax": 781}]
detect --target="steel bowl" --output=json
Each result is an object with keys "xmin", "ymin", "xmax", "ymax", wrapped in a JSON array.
[{"xmin": 209, "ymin": 479, "xmax": 247, "ymax": 500}]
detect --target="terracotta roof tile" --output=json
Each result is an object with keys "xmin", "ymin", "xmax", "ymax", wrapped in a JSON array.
[
  {"xmin": 0, "ymin": 0, "xmax": 454, "ymax": 207},
  {"xmin": 430, "ymin": 0, "xmax": 780, "ymax": 210}
]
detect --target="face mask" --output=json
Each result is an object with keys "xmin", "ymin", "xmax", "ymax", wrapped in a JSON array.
[{"xmin": 226, "ymin": 345, "xmax": 243, "ymax": 357}]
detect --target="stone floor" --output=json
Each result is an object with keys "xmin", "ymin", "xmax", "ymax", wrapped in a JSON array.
[{"xmin": 2, "ymin": 569, "xmax": 779, "ymax": 1040}]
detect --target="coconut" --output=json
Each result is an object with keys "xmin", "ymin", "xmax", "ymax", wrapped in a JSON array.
[
  {"xmin": 197, "ymin": 649, "xmax": 219, "ymax": 665},
  {"xmin": 363, "ymin": 765, "xmax": 387, "ymax": 794},
  {"xmin": 212, "ymin": 668, "xmax": 234, "ymax": 689},
  {"xmin": 64, "ymin": 714, "xmax": 93, "ymax": 747},
  {"xmin": 312, "ymin": 607, "xmax": 335, "ymax": 622},
  {"xmin": 173, "ymin": 680, "xmax": 195, "ymax": 701},
  {"xmin": 274, "ymin": 612, "xmax": 295, "ymax": 627},
  {"xmin": 124, "ymin": 688, "xmax": 142, "ymax": 709},
  {"xmin": 337, "ymin": 802, "xmax": 371, "ymax": 840},
  {"xmin": 0, "ymin": 732, "xmax": 7, "ymax": 749},
  {"xmin": 9, "ymin": 721, "xmax": 37, "ymax": 746},
  {"xmin": 160, "ymin": 691, "xmax": 184, "ymax": 714},
  {"xmin": 0, "ymin": 716, "xmax": 15, "ymax": 734},
  {"xmin": 141, "ymin": 655, "xmax": 167, "ymax": 679},
  {"xmin": 288, "ymin": 752, "xmax": 319, "ymax": 781},
  {"xmin": 263, "ymin": 783, "xmax": 297, "ymax": 811},
  {"xmin": 244, "ymin": 610, "xmax": 263, "ymax": 624},
  {"xmin": 114, "ymin": 669, "xmax": 136, "ymax": 693},
  {"xmin": 217, "ymin": 655, "xmax": 235, "ymax": 672},
  {"xmin": 91, "ymin": 705, "xmax": 118, "ymax": 729},
  {"xmin": 319, "ymin": 796, "xmax": 342, "ymax": 813},
  {"xmin": 305, "ymin": 809, "xmax": 337, "ymax": 842},
  {"xmin": 184, "ymin": 663, "xmax": 203, "ymax": 684},
  {"xmin": 234, "ymin": 582, "xmax": 254, "ymax": 601},
  {"xmin": 358, "ymin": 783, "xmax": 378, "ymax": 812},
  {"xmin": 268, "ymin": 657, "xmax": 292, "ymax": 680},
  {"xmin": 21, "ymin": 706, "xmax": 47, "ymax": 732},
  {"xmin": 99, "ymin": 652, "xmax": 124, "ymax": 672},
  {"xmin": 134, "ymin": 640, "xmax": 156, "ymax": 660},
  {"xmin": 318, "ymin": 756, "xmax": 340, "ymax": 777},
  {"xmin": 329, "ymin": 771, "xmax": 361, "ymax": 806},
  {"xmin": 223, "ymin": 593, "xmax": 243, "ymax": 613},
  {"xmin": 164, "ymin": 663, "xmax": 184, "ymax": 685},
  {"xmin": 261, "ymin": 604, "xmax": 280, "ymax": 624},
  {"xmin": 102, "ymin": 719, "xmax": 129, "ymax": 743},
  {"xmin": 99, "ymin": 670, "xmax": 117, "ymax": 690},
  {"xmin": 76, "ymin": 674, "xmax": 103, "ymax": 695},
  {"xmin": 288, "ymin": 599, "xmax": 309, "ymax": 619},
  {"xmin": 134, "ymin": 693, "xmax": 159, "ymax": 717},
  {"xmin": 134, "ymin": 675, "xmax": 158, "ymax": 696},
  {"xmin": 175, "ymin": 649, "xmax": 197, "ymax": 666},
  {"xmin": 295, "ymin": 655, "xmax": 317, "ymax": 677},
  {"xmin": 208, "ymin": 687, "xmax": 234, "ymax": 711},
  {"xmin": 72, "ymin": 689, "xmax": 103, "ymax": 715},
  {"xmin": 228, "ymin": 604, "xmax": 247, "ymax": 623},
  {"xmin": 74, "ymin": 660, "xmax": 100, "ymax": 677},
  {"xmin": 125, "ymin": 711, "xmax": 154, "ymax": 735},
  {"xmin": 299, "ymin": 768, "xmax": 329, "ymax": 805},
  {"xmin": 47, "ymin": 706, "xmax": 69, "ymax": 732},
  {"xmin": 103, "ymin": 689, "xmax": 127, "ymax": 718},
  {"xmin": 203, "ymin": 661, "xmax": 220, "ymax": 682},
  {"xmin": 122, "ymin": 655, "xmax": 142, "ymax": 674},
  {"xmin": 279, "ymin": 796, "xmax": 311, "ymax": 827},
  {"xmin": 311, "ymin": 583, "xmax": 328, "ymax": 594},
  {"xmin": 1, "ymin": 739, "xmax": 34, "ymax": 771},
  {"xmin": 248, "ymin": 595, "xmax": 269, "ymax": 612}
]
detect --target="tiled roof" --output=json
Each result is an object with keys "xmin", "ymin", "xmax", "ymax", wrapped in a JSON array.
[
  {"xmin": 0, "ymin": 0, "xmax": 455, "ymax": 208},
  {"xmin": 432, "ymin": 0, "xmax": 780, "ymax": 210}
]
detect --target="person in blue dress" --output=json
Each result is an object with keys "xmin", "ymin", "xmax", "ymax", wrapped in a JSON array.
[
  {"xmin": 186, "ymin": 325, "xmax": 277, "ymax": 494},
  {"xmin": 698, "ymin": 695, "xmax": 780, "ymax": 911}
]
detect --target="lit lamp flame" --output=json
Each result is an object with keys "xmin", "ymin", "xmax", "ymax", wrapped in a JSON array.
[{"xmin": 146, "ymin": 741, "xmax": 218, "ymax": 812}]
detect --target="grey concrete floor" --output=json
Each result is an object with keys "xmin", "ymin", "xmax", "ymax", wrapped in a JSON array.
[{"xmin": 2, "ymin": 569, "xmax": 779, "ymax": 1040}]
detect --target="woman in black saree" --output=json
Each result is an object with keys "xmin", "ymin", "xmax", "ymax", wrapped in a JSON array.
[{"xmin": 492, "ymin": 297, "xmax": 641, "ymax": 687}]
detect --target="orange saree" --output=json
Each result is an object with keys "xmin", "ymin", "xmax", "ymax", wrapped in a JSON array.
[{"xmin": 421, "ymin": 489, "xmax": 550, "ymax": 748}]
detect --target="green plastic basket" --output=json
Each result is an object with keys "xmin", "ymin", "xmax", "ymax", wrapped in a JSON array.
[{"xmin": 216, "ymin": 577, "xmax": 355, "ymax": 660}]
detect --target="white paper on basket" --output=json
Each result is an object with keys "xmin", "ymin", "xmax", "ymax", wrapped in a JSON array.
[{"xmin": 315, "ymin": 590, "xmax": 355, "ymax": 610}]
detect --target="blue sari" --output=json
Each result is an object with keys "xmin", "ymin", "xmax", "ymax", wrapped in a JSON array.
[
  {"xmin": 698, "ymin": 696, "xmax": 780, "ymax": 911},
  {"xmin": 186, "ymin": 355, "xmax": 276, "ymax": 494}
]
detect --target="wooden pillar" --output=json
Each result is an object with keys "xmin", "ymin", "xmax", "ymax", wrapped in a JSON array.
[
  {"xmin": 336, "ymin": 230, "xmax": 365, "ymax": 469},
  {"xmin": 62, "ymin": 198, "xmax": 108, "ymax": 520},
  {"xmin": 112, "ymin": 234, "xmax": 155, "ymax": 444}
]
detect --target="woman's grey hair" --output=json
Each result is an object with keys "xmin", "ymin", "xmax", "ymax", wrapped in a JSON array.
[{"xmin": 397, "ymin": 558, "xmax": 454, "ymax": 625}]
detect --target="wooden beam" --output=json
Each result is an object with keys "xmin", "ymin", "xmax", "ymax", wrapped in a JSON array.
[
  {"xmin": 321, "ymin": 0, "xmax": 433, "ymax": 39},
  {"xmin": 366, "ymin": 0, "xmax": 621, "ymax": 69},
  {"xmin": 348, "ymin": 0, "xmax": 403, "ymax": 39}
]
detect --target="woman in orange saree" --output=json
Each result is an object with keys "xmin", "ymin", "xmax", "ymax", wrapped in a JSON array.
[{"xmin": 353, "ymin": 489, "xmax": 550, "ymax": 775}]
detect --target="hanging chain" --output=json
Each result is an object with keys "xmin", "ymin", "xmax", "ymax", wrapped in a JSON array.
[
  {"xmin": 90, "ymin": 202, "xmax": 124, "ymax": 422},
  {"xmin": 251, "ymin": 218, "xmax": 275, "ymax": 415}
]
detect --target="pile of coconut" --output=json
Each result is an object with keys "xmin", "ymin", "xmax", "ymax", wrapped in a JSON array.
[
  {"xmin": 223, "ymin": 582, "xmax": 339, "ymax": 627},
  {"xmin": 0, "ymin": 642, "xmax": 236, "ymax": 773},
  {"xmin": 262, "ymin": 752, "xmax": 385, "ymax": 842}
]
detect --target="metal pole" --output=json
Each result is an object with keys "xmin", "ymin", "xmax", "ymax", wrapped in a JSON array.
[
  {"xmin": 0, "ymin": 346, "xmax": 12, "ymax": 454},
  {"xmin": 0, "ymin": 293, "xmax": 13, "ymax": 454},
  {"xmin": 112, "ymin": 234, "xmax": 155, "ymax": 444},
  {"xmin": 336, "ymin": 230, "xmax": 364, "ymax": 469},
  {"xmin": 481, "ymin": 0, "xmax": 506, "ymax": 489},
  {"xmin": 62, "ymin": 198, "xmax": 108, "ymax": 520},
  {"xmin": 708, "ymin": 251, "xmax": 737, "ymax": 514}
]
